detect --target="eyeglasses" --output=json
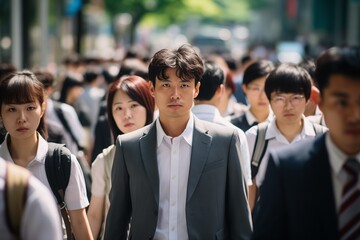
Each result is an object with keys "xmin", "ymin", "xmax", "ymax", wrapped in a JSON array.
[{"xmin": 271, "ymin": 95, "xmax": 305, "ymax": 107}]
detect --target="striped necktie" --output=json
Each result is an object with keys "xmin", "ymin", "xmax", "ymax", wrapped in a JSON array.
[{"xmin": 339, "ymin": 158, "xmax": 360, "ymax": 240}]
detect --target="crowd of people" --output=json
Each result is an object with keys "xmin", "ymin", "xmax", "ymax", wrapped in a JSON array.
[{"xmin": 0, "ymin": 43, "xmax": 359, "ymax": 240}]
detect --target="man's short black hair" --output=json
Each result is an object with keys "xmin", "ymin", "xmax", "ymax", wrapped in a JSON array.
[
  {"xmin": 243, "ymin": 60, "xmax": 274, "ymax": 86},
  {"xmin": 196, "ymin": 61, "xmax": 224, "ymax": 101},
  {"xmin": 315, "ymin": 46, "xmax": 360, "ymax": 95},
  {"xmin": 265, "ymin": 63, "xmax": 312, "ymax": 101},
  {"xmin": 148, "ymin": 44, "xmax": 204, "ymax": 86}
]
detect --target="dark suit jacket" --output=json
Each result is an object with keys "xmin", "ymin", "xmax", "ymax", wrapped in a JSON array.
[
  {"xmin": 105, "ymin": 117, "xmax": 252, "ymax": 240},
  {"xmin": 252, "ymin": 134, "xmax": 339, "ymax": 240},
  {"xmin": 231, "ymin": 114, "xmax": 253, "ymax": 132}
]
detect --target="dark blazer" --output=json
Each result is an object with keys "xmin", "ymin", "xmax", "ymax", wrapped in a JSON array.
[
  {"xmin": 252, "ymin": 134, "xmax": 339, "ymax": 240},
  {"xmin": 105, "ymin": 117, "xmax": 252, "ymax": 240},
  {"xmin": 231, "ymin": 114, "xmax": 253, "ymax": 132}
]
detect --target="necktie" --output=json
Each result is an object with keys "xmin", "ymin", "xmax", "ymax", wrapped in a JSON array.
[{"xmin": 339, "ymin": 158, "xmax": 360, "ymax": 240}]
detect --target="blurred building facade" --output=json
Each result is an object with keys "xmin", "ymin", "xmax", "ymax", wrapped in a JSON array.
[{"xmin": 248, "ymin": 0, "xmax": 360, "ymax": 57}]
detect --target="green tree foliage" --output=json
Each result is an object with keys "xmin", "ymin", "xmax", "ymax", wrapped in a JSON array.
[{"xmin": 104, "ymin": 0, "xmax": 256, "ymax": 43}]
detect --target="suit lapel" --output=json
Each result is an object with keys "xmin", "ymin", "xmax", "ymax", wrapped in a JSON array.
[
  {"xmin": 187, "ymin": 118, "xmax": 212, "ymax": 202},
  {"xmin": 139, "ymin": 123, "xmax": 160, "ymax": 205}
]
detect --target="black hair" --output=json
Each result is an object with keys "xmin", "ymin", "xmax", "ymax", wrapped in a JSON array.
[
  {"xmin": 83, "ymin": 71, "xmax": 98, "ymax": 84},
  {"xmin": 33, "ymin": 70, "xmax": 55, "ymax": 88},
  {"xmin": 299, "ymin": 58, "xmax": 317, "ymax": 87},
  {"xmin": 243, "ymin": 60, "xmax": 275, "ymax": 86},
  {"xmin": 196, "ymin": 61, "xmax": 224, "ymax": 101},
  {"xmin": 59, "ymin": 76, "xmax": 83, "ymax": 103},
  {"xmin": 265, "ymin": 63, "xmax": 312, "ymax": 101},
  {"xmin": 315, "ymin": 46, "xmax": 360, "ymax": 95},
  {"xmin": 148, "ymin": 44, "xmax": 204, "ymax": 86}
]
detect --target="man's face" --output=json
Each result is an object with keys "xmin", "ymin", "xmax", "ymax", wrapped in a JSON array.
[
  {"xmin": 319, "ymin": 74, "xmax": 360, "ymax": 155},
  {"xmin": 150, "ymin": 68, "xmax": 200, "ymax": 122},
  {"xmin": 270, "ymin": 92, "xmax": 307, "ymax": 126}
]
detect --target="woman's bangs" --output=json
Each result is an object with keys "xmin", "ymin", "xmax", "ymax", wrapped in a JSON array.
[{"xmin": 3, "ymin": 77, "xmax": 37, "ymax": 104}]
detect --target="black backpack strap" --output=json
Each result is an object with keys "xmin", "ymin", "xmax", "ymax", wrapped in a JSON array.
[
  {"xmin": 251, "ymin": 122, "xmax": 269, "ymax": 179},
  {"xmin": 45, "ymin": 142, "xmax": 73, "ymax": 240},
  {"xmin": 53, "ymin": 101, "xmax": 83, "ymax": 150}
]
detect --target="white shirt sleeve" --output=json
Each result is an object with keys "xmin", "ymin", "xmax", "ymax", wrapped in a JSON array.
[
  {"xmin": 64, "ymin": 154, "xmax": 89, "ymax": 210},
  {"xmin": 237, "ymin": 129, "xmax": 252, "ymax": 186}
]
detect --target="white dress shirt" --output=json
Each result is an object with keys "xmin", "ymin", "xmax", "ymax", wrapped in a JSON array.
[
  {"xmin": 246, "ymin": 115, "xmax": 328, "ymax": 186},
  {"xmin": 154, "ymin": 115, "xmax": 194, "ymax": 240},
  {"xmin": 244, "ymin": 107, "xmax": 274, "ymax": 127},
  {"xmin": 326, "ymin": 134, "xmax": 360, "ymax": 210},
  {"xmin": 192, "ymin": 104, "xmax": 252, "ymax": 186}
]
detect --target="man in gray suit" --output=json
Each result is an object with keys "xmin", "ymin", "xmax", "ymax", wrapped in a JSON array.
[{"xmin": 104, "ymin": 44, "xmax": 252, "ymax": 240}]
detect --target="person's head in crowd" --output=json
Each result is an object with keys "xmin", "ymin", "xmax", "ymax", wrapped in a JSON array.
[
  {"xmin": 315, "ymin": 46, "xmax": 360, "ymax": 155},
  {"xmin": 240, "ymin": 55, "xmax": 254, "ymax": 72},
  {"xmin": 299, "ymin": 58, "xmax": 321, "ymax": 116},
  {"xmin": 102, "ymin": 68, "xmax": 117, "ymax": 86},
  {"xmin": 83, "ymin": 71, "xmax": 100, "ymax": 86},
  {"xmin": 33, "ymin": 69, "xmax": 55, "ymax": 97},
  {"xmin": 117, "ymin": 57, "xmax": 149, "ymax": 80},
  {"xmin": 59, "ymin": 76, "xmax": 83, "ymax": 105},
  {"xmin": 195, "ymin": 61, "xmax": 225, "ymax": 105},
  {"xmin": 63, "ymin": 53, "xmax": 84, "ymax": 74},
  {"xmin": 242, "ymin": 60, "xmax": 275, "ymax": 119},
  {"xmin": 0, "ymin": 70, "xmax": 47, "ymax": 139},
  {"xmin": 148, "ymin": 44, "xmax": 204, "ymax": 128},
  {"xmin": 107, "ymin": 75, "xmax": 155, "ymax": 139},
  {"xmin": 0, "ymin": 63, "xmax": 16, "ymax": 81},
  {"xmin": 265, "ymin": 63, "xmax": 312, "ymax": 126}
]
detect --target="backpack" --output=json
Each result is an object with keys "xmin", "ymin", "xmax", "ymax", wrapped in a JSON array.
[
  {"xmin": 251, "ymin": 121, "xmax": 326, "ymax": 179},
  {"xmin": 45, "ymin": 142, "xmax": 73, "ymax": 240},
  {"xmin": 5, "ymin": 162, "xmax": 30, "ymax": 239}
]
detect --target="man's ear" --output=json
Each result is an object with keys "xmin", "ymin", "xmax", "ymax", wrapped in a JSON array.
[
  {"xmin": 148, "ymin": 81, "xmax": 155, "ymax": 97},
  {"xmin": 216, "ymin": 84, "xmax": 224, "ymax": 97},
  {"xmin": 309, "ymin": 86, "xmax": 320, "ymax": 104},
  {"xmin": 194, "ymin": 81, "xmax": 201, "ymax": 98}
]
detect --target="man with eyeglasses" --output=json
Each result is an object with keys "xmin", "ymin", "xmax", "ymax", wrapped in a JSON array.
[
  {"xmin": 245, "ymin": 63, "xmax": 328, "ymax": 213},
  {"xmin": 252, "ymin": 46, "xmax": 360, "ymax": 240}
]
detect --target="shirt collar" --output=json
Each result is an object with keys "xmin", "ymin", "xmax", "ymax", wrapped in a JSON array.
[
  {"xmin": 1, "ymin": 132, "xmax": 48, "ymax": 165},
  {"xmin": 156, "ymin": 113, "xmax": 194, "ymax": 147},
  {"xmin": 245, "ymin": 108, "xmax": 274, "ymax": 126},
  {"xmin": 265, "ymin": 115, "xmax": 317, "ymax": 140},
  {"xmin": 326, "ymin": 133, "xmax": 360, "ymax": 176}
]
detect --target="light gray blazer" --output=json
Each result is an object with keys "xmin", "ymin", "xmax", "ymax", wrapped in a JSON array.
[{"xmin": 104, "ymin": 117, "xmax": 252, "ymax": 240}]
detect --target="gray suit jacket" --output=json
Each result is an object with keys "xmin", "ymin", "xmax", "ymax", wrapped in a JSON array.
[{"xmin": 104, "ymin": 117, "xmax": 252, "ymax": 240}]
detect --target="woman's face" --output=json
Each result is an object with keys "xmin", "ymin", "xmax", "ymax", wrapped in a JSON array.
[
  {"xmin": 112, "ymin": 90, "xmax": 147, "ymax": 134},
  {"xmin": 0, "ymin": 100, "xmax": 44, "ymax": 140}
]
